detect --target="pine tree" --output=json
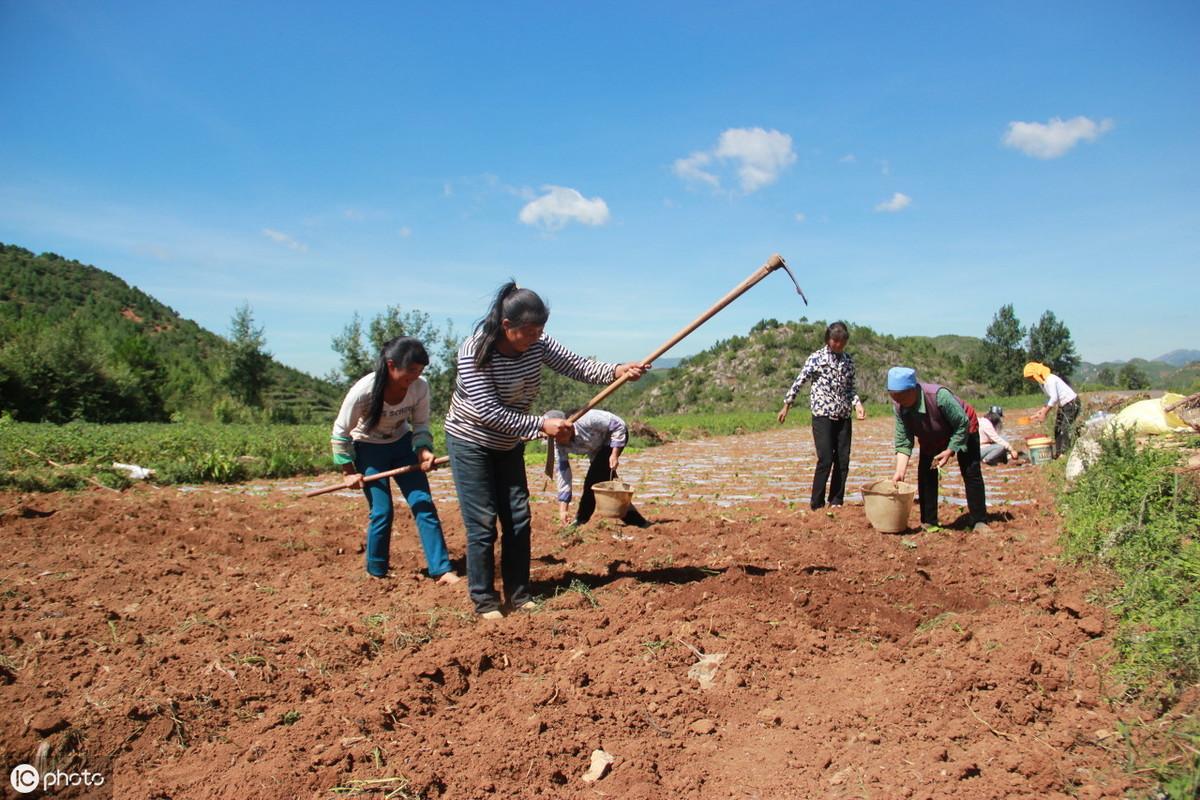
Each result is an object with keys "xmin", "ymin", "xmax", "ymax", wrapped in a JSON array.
[
  {"xmin": 224, "ymin": 303, "xmax": 272, "ymax": 407},
  {"xmin": 1119, "ymin": 363, "xmax": 1150, "ymax": 390},
  {"xmin": 1027, "ymin": 311, "xmax": 1080, "ymax": 380},
  {"xmin": 970, "ymin": 304, "xmax": 1026, "ymax": 395}
]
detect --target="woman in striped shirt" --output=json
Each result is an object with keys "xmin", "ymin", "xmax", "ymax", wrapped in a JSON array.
[{"xmin": 445, "ymin": 282, "xmax": 647, "ymax": 618}]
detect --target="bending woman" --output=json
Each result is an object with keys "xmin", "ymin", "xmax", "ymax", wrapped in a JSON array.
[
  {"xmin": 332, "ymin": 336, "xmax": 459, "ymax": 583},
  {"xmin": 444, "ymin": 282, "xmax": 646, "ymax": 619},
  {"xmin": 888, "ymin": 366, "xmax": 989, "ymax": 534},
  {"xmin": 545, "ymin": 408, "xmax": 650, "ymax": 528},
  {"xmin": 1023, "ymin": 362, "xmax": 1080, "ymax": 458}
]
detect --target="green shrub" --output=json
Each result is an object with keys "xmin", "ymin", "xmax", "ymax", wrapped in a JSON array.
[{"xmin": 1061, "ymin": 428, "xmax": 1200, "ymax": 696}]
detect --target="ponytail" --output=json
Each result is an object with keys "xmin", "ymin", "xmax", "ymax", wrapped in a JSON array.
[
  {"xmin": 473, "ymin": 280, "xmax": 550, "ymax": 368},
  {"xmin": 364, "ymin": 336, "xmax": 429, "ymax": 431}
]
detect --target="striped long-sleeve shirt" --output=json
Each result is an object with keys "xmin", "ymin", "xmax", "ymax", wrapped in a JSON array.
[{"xmin": 444, "ymin": 331, "xmax": 618, "ymax": 450}]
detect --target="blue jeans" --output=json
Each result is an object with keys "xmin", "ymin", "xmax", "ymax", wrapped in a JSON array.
[
  {"xmin": 445, "ymin": 433, "xmax": 531, "ymax": 614},
  {"xmin": 981, "ymin": 443, "xmax": 1009, "ymax": 464},
  {"xmin": 355, "ymin": 433, "xmax": 452, "ymax": 579}
]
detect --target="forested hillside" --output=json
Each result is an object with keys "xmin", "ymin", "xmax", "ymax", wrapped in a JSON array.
[
  {"xmin": 0, "ymin": 244, "xmax": 339, "ymax": 422},
  {"xmin": 600, "ymin": 319, "xmax": 983, "ymax": 416},
  {"xmin": 5, "ymin": 242, "xmax": 1192, "ymax": 425},
  {"xmin": 1076, "ymin": 358, "xmax": 1200, "ymax": 392}
]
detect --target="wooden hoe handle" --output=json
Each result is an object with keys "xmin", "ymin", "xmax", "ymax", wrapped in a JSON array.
[
  {"xmin": 568, "ymin": 253, "xmax": 798, "ymax": 423},
  {"xmin": 305, "ymin": 455, "xmax": 450, "ymax": 498}
]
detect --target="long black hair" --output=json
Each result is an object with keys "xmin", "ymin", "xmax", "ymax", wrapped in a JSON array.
[
  {"xmin": 364, "ymin": 336, "xmax": 429, "ymax": 431},
  {"xmin": 473, "ymin": 280, "xmax": 550, "ymax": 368}
]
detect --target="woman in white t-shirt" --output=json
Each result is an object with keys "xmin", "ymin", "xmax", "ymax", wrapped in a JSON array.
[
  {"xmin": 332, "ymin": 336, "xmax": 460, "ymax": 583},
  {"xmin": 1024, "ymin": 362, "xmax": 1081, "ymax": 458}
]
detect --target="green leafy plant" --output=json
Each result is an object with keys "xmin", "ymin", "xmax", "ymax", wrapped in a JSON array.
[{"xmin": 559, "ymin": 578, "xmax": 599, "ymax": 608}]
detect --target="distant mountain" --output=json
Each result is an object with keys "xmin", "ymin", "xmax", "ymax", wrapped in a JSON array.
[
  {"xmin": 1155, "ymin": 349, "xmax": 1200, "ymax": 367},
  {"xmin": 1076, "ymin": 358, "xmax": 1200, "ymax": 392},
  {"xmin": 0, "ymin": 243, "xmax": 340, "ymax": 422}
]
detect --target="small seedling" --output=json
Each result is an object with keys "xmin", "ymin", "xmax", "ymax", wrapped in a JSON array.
[
  {"xmin": 641, "ymin": 639, "xmax": 672, "ymax": 655},
  {"xmin": 560, "ymin": 578, "xmax": 599, "ymax": 608},
  {"xmin": 280, "ymin": 709, "xmax": 301, "ymax": 725},
  {"xmin": 232, "ymin": 653, "xmax": 266, "ymax": 666},
  {"xmin": 916, "ymin": 611, "xmax": 956, "ymax": 633},
  {"xmin": 330, "ymin": 776, "xmax": 420, "ymax": 799}
]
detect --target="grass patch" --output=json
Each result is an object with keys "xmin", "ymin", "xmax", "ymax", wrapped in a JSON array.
[
  {"xmin": 0, "ymin": 420, "xmax": 450, "ymax": 490},
  {"xmin": 915, "ymin": 611, "xmax": 956, "ymax": 633},
  {"xmin": 558, "ymin": 578, "xmax": 599, "ymax": 608},
  {"xmin": 1060, "ymin": 429, "xmax": 1200, "ymax": 695},
  {"xmin": 1058, "ymin": 427, "xmax": 1200, "ymax": 797},
  {"xmin": 330, "ymin": 775, "xmax": 422, "ymax": 799}
]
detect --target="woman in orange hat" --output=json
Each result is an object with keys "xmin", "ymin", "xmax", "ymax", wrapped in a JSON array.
[{"xmin": 1023, "ymin": 362, "xmax": 1079, "ymax": 457}]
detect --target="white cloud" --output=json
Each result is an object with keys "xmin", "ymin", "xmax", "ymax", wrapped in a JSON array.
[
  {"xmin": 1003, "ymin": 116, "xmax": 1115, "ymax": 159},
  {"xmin": 839, "ymin": 153, "xmax": 857, "ymax": 164},
  {"xmin": 879, "ymin": 159, "xmax": 891, "ymax": 176},
  {"xmin": 794, "ymin": 212, "xmax": 806, "ymax": 223},
  {"xmin": 518, "ymin": 185, "xmax": 610, "ymax": 231},
  {"xmin": 672, "ymin": 127, "xmax": 796, "ymax": 193},
  {"xmin": 672, "ymin": 151, "xmax": 719, "ymax": 187},
  {"xmin": 398, "ymin": 226, "xmax": 412, "ymax": 238},
  {"xmin": 715, "ymin": 127, "xmax": 797, "ymax": 192},
  {"xmin": 874, "ymin": 192, "xmax": 912, "ymax": 213},
  {"xmin": 262, "ymin": 228, "xmax": 308, "ymax": 252}
]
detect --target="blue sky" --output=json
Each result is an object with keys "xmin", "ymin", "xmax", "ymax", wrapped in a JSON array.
[{"xmin": 2, "ymin": 1, "xmax": 1197, "ymax": 378}]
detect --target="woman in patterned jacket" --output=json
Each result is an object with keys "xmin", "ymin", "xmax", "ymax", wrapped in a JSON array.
[{"xmin": 777, "ymin": 321, "xmax": 866, "ymax": 510}]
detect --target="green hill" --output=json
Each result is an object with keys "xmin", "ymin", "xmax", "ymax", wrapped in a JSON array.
[
  {"xmin": 1076, "ymin": 358, "xmax": 1200, "ymax": 392},
  {"xmin": 0, "ymin": 243, "xmax": 339, "ymax": 423},
  {"xmin": 612, "ymin": 318, "xmax": 985, "ymax": 416}
]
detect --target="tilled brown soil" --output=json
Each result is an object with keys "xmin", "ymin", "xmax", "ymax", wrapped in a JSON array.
[{"xmin": 1, "ymin": 417, "xmax": 1137, "ymax": 799}]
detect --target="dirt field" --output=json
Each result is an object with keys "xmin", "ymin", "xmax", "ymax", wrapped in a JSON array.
[{"xmin": 1, "ymin": 414, "xmax": 1138, "ymax": 799}]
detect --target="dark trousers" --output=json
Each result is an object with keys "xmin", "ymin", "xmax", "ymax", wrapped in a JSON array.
[
  {"xmin": 916, "ymin": 432, "xmax": 987, "ymax": 526},
  {"xmin": 576, "ymin": 445, "xmax": 649, "ymax": 526},
  {"xmin": 1054, "ymin": 399, "xmax": 1080, "ymax": 458},
  {"xmin": 446, "ymin": 433, "xmax": 531, "ymax": 614},
  {"xmin": 811, "ymin": 415, "xmax": 852, "ymax": 509}
]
